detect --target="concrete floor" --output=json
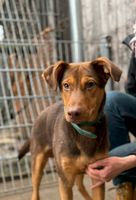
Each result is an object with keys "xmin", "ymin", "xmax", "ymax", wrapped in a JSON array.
[{"xmin": 1, "ymin": 176, "xmax": 116, "ymax": 200}]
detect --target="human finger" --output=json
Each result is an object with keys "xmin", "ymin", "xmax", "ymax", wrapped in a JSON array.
[
  {"xmin": 86, "ymin": 168, "xmax": 102, "ymax": 180},
  {"xmin": 90, "ymin": 180, "xmax": 104, "ymax": 189},
  {"xmin": 87, "ymin": 160, "xmax": 106, "ymax": 169}
]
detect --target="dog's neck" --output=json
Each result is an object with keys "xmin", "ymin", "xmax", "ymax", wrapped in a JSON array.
[{"xmin": 71, "ymin": 112, "xmax": 104, "ymax": 139}]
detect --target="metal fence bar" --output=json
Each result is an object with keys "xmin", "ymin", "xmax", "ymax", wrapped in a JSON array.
[
  {"xmin": 11, "ymin": 0, "xmax": 36, "ymax": 124},
  {"xmin": 14, "ymin": 1, "xmax": 40, "ymax": 123},
  {"xmin": 23, "ymin": 156, "xmax": 31, "ymax": 185},
  {"xmin": 4, "ymin": 0, "xmax": 32, "ymax": 138},
  {"xmin": 0, "ymin": 0, "xmax": 60, "ymax": 196},
  {"xmin": 0, "ymin": 161, "xmax": 6, "ymax": 192},
  {"xmin": 16, "ymin": 160, "xmax": 25, "ymax": 187},
  {"xmin": 8, "ymin": 159, "xmax": 16, "ymax": 189},
  {"xmin": 0, "ymin": 5, "xmax": 19, "ymax": 130},
  {"xmin": 0, "ymin": 70, "xmax": 11, "ymax": 123},
  {"xmin": 31, "ymin": 0, "xmax": 58, "ymax": 105},
  {"xmin": 24, "ymin": 0, "xmax": 47, "ymax": 112}
]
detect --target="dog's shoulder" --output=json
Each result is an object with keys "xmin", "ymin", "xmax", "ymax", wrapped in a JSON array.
[
  {"xmin": 32, "ymin": 101, "xmax": 64, "ymax": 134},
  {"xmin": 37, "ymin": 100, "xmax": 63, "ymax": 119}
]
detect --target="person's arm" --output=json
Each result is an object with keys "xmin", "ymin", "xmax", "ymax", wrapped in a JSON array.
[
  {"xmin": 123, "ymin": 34, "xmax": 136, "ymax": 97},
  {"xmin": 86, "ymin": 155, "xmax": 136, "ymax": 188},
  {"xmin": 125, "ymin": 55, "xmax": 136, "ymax": 97}
]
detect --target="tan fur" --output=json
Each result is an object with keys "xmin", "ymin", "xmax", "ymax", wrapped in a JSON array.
[{"xmin": 18, "ymin": 57, "xmax": 122, "ymax": 200}]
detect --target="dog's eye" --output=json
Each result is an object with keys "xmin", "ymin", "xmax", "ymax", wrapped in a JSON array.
[
  {"xmin": 63, "ymin": 83, "xmax": 70, "ymax": 90},
  {"xmin": 86, "ymin": 82, "xmax": 96, "ymax": 89}
]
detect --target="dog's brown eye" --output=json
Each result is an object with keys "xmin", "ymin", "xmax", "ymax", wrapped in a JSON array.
[
  {"xmin": 86, "ymin": 82, "xmax": 96, "ymax": 89},
  {"xmin": 63, "ymin": 83, "xmax": 70, "ymax": 90}
]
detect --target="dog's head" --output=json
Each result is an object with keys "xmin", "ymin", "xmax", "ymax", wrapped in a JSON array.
[{"xmin": 42, "ymin": 57, "xmax": 122, "ymax": 123}]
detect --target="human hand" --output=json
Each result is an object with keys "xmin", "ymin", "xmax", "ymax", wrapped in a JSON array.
[{"xmin": 86, "ymin": 156, "xmax": 136, "ymax": 188}]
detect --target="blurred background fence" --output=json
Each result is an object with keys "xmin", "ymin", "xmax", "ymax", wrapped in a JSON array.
[
  {"xmin": 0, "ymin": 0, "xmax": 136, "ymax": 198},
  {"xmin": 0, "ymin": 0, "xmax": 61, "ymax": 196}
]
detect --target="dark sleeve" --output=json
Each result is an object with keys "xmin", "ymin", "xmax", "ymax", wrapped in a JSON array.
[{"xmin": 125, "ymin": 54, "xmax": 136, "ymax": 97}]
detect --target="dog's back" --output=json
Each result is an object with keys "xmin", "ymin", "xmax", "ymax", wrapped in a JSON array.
[{"xmin": 18, "ymin": 101, "xmax": 64, "ymax": 159}]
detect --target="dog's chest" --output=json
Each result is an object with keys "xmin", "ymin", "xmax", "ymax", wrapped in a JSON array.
[
  {"xmin": 53, "ymin": 136, "xmax": 98, "ymax": 174},
  {"xmin": 53, "ymin": 116, "xmax": 102, "ymax": 173},
  {"xmin": 53, "ymin": 129, "xmax": 98, "ymax": 158},
  {"xmin": 60, "ymin": 152, "xmax": 96, "ymax": 175}
]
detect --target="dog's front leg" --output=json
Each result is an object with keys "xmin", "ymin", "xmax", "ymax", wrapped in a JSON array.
[
  {"xmin": 58, "ymin": 176, "xmax": 74, "ymax": 200},
  {"xmin": 75, "ymin": 174, "xmax": 92, "ymax": 200},
  {"xmin": 57, "ymin": 156, "xmax": 76, "ymax": 200},
  {"xmin": 92, "ymin": 179, "xmax": 105, "ymax": 200},
  {"xmin": 59, "ymin": 181, "xmax": 73, "ymax": 200}
]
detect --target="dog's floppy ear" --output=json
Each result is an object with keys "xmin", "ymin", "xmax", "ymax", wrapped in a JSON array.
[
  {"xmin": 91, "ymin": 57, "xmax": 122, "ymax": 82},
  {"xmin": 42, "ymin": 61, "xmax": 68, "ymax": 90}
]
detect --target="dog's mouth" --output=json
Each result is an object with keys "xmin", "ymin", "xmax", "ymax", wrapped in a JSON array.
[
  {"xmin": 64, "ymin": 112, "xmax": 83, "ymax": 124},
  {"xmin": 64, "ymin": 109, "xmax": 91, "ymax": 125},
  {"xmin": 65, "ymin": 113, "xmax": 91, "ymax": 124},
  {"xmin": 67, "ymin": 118, "xmax": 81, "ymax": 124}
]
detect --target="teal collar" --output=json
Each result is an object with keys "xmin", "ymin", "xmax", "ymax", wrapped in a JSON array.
[
  {"xmin": 71, "ymin": 122, "xmax": 97, "ymax": 138},
  {"xmin": 71, "ymin": 115, "xmax": 103, "ymax": 139}
]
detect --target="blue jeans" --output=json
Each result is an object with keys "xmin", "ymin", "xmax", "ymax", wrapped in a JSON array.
[{"xmin": 105, "ymin": 91, "xmax": 136, "ymax": 185}]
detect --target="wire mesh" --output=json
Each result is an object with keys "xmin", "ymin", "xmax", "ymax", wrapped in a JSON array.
[{"xmin": 0, "ymin": 0, "xmax": 61, "ymax": 196}]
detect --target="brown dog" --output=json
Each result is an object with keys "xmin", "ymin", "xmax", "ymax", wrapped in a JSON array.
[{"xmin": 18, "ymin": 57, "xmax": 122, "ymax": 200}]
